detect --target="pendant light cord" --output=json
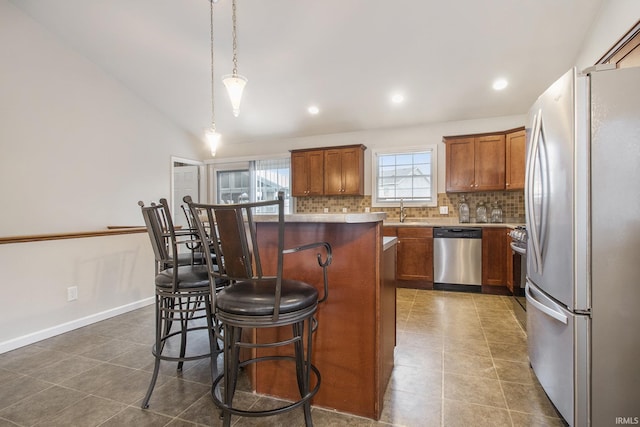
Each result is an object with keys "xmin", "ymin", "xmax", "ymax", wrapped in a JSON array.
[
  {"xmin": 231, "ymin": 0, "xmax": 238, "ymax": 76},
  {"xmin": 210, "ymin": 0, "xmax": 215, "ymax": 129}
]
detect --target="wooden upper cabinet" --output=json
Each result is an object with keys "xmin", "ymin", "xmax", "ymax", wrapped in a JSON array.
[
  {"xmin": 475, "ymin": 134, "xmax": 506, "ymax": 191},
  {"xmin": 445, "ymin": 137, "xmax": 475, "ymax": 192},
  {"xmin": 291, "ymin": 150, "xmax": 324, "ymax": 197},
  {"xmin": 505, "ymin": 129, "xmax": 526, "ymax": 191},
  {"xmin": 324, "ymin": 145, "xmax": 365, "ymax": 196},
  {"xmin": 291, "ymin": 144, "xmax": 365, "ymax": 197},
  {"xmin": 445, "ymin": 134, "xmax": 505, "ymax": 192}
]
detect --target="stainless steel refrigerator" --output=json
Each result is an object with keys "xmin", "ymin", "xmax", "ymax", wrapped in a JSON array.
[{"xmin": 525, "ymin": 65, "xmax": 640, "ymax": 427}]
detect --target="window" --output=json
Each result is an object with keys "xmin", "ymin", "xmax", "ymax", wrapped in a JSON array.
[
  {"xmin": 214, "ymin": 157, "xmax": 292, "ymax": 213},
  {"xmin": 217, "ymin": 169, "xmax": 250, "ymax": 204},
  {"xmin": 372, "ymin": 146, "xmax": 437, "ymax": 207}
]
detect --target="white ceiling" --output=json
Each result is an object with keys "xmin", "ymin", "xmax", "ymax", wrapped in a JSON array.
[{"xmin": 11, "ymin": 0, "xmax": 605, "ymax": 145}]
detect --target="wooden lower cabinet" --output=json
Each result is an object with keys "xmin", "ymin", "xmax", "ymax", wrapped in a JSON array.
[
  {"xmin": 388, "ymin": 225, "xmax": 512, "ymax": 290},
  {"xmin": 393, "ymin": 227, "xmax": 433, "ymax": 283},
  {"xmin": 482, "ymin": 227, "xmax": 508, "ymax": 286}
]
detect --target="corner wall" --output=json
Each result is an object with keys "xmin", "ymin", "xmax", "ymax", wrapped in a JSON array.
[{"xmin": 0, "ymin": 1, "xmax": 201, "ymax": 352}]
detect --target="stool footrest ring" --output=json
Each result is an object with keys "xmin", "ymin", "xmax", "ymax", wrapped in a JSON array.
[{"xmin": 210, "ymin": 355, "xmax": 321, "ymax": 418}]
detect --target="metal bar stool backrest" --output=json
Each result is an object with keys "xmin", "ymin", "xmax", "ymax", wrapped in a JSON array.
[
  {"xmin": 185, "ymin": 192, "xmax": 288, "ymax": 321},
  {"xmin": 139, "ymin": 199, "xmax": 178, "ymax": 274}
]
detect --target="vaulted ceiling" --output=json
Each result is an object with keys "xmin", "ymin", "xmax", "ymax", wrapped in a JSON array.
[{"xmin": 11, "ymin": 0, "xmax": 604, "ymax": 144}]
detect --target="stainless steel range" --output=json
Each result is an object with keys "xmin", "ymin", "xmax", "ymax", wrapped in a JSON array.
[{"xmin": 509, "ymin": 226, "xmax": 527, "ymax": 328}]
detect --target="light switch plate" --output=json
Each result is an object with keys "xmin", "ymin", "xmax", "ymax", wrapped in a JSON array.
[{"xmin": 439, "ymin": 206, "xmax": 449, "ymax": 215}]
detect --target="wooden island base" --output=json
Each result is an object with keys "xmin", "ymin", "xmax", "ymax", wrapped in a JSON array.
[{"xmin": 251, "ymin": 218, "xmax": 396, "ymax": 420}]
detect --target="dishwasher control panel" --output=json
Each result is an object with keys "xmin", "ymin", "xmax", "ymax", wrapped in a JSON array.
[{"xmin": 433, "ymin": 227, "xmax": 482, "ymax": 239}]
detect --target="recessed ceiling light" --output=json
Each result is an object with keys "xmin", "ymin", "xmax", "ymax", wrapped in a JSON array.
[
  {"xmin": 493, "ymin": 78, "xmax": 508, "ymax": 91},
  {"xmin": 308, "ymin": 105, "xmax": 320, "ymax": 115},
  {"xmin": 391, "ymin": 93, "xmax": 405, "ymax": 104}
]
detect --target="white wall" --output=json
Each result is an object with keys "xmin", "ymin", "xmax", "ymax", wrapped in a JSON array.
[
  {"xmin": 575, "ymin": 0, "xmax": 640, "ymax": 70},
  {"xmin": 212, "ymin": 115, "xmax": 527, "ymax": 195},
  {"xmin": 0, "ymin": 0, "xmax": 205, "ymax": 236},
  {"xmin": 0, "ymin": 1, "xmax": 202, "ymax": 352},
  {"xmin": 0, "ymin": 234, "xmax": 154, "ymax": 353}
]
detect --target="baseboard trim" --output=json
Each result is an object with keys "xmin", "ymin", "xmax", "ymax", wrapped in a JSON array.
[{"xmin": 0, "ymin": 297, "xmax": 155, "ymax": 354}]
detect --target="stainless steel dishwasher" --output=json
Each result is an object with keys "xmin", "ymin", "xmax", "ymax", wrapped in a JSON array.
[{"xmin": 433, "ymin": 227, "xmax": 482, "ymax": 291}]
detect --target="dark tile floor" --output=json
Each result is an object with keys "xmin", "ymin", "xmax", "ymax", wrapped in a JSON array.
[{"xmin": 0, "ymin": 289, "xmax": 565, "ymax": 426}]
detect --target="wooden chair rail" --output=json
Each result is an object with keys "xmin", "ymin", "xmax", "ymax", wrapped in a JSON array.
[{"xmin": 0, "ymin": 227, "xmax": 147, "ymax": 245}]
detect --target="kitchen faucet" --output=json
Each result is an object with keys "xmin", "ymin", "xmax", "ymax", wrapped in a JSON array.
[{"xmin": 400, "ymin": 198, "xmax": 407, "ymax": 223}]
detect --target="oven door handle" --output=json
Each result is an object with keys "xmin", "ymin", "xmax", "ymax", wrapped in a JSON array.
[{"xmin": 510, "ymin": 242, "xmax": 527, "ymax": 255}]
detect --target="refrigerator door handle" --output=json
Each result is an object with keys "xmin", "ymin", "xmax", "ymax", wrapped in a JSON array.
[
  {"xmin": 526, "ymin": 110, "xmax": 544, "ymax": 273},
  {"xmin": 526, "ymin": 282, "xmax": 568, "ymax": 324}
]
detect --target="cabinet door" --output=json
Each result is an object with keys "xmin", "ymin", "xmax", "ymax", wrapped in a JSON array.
[
  {"xmin": 339, "ymin": 147, "xmax": 364, "ymax": 195},
  {"xmin": 482, "ymin": 227, "xmax": 507, "ymax": 286},
  {"xmin": 307, "ymin": 151, "xmax": 325, "ymax": 195},
  {"xmin": 324, "ymin": 146, "xmax": 364, "ymax": 196},
  {"xmin": 396, "ymin": 228, "xmax": 433, "ymax": 281},
  {"xmin": 323, "ymin": 149, "xmax": 343, "ymax": 195},
  {"xmin": 445, "ymin": 137, "xmax": 475, "ymax": 192},
  {"xmin": 506, "ymin": 130, "xmax": 526, "ymax": 191},
  {"xmin": 475, "ymin": 134, "xmax": 506, "ymax": 191},
  {"xmin": 291, "ymin": 150, "xmax": 324, "ymax": 197},
  {"xmin": 291, "ymin": 152, "xmax": 309, "ymax": 197}
]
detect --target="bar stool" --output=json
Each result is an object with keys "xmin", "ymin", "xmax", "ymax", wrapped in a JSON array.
[
  {"xmin": 185, "ymin": 192, "xmax": 331, "ymax": 427},
  {"xmin": 138, "ymin": 198, "xmax": 221, "ymax": 409}
]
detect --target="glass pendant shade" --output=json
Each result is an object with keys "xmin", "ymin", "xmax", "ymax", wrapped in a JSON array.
[
  {"xmin": 205, "ymin": 127, "xmax": 221, "ymax": 156},
  {"xmin": 222, "ymin": 74, "xmax": 247, "ymax": 117}
]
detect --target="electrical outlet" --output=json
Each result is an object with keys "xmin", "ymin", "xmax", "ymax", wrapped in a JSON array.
[
  {"xmin": 67, "ymin": 286, "xmax": 78, "ymax": 302},
  {"xmin": 364, "ymin": 207, "xmax": 371, "ymax": 213},
  {"xmin": 439, "ymin": 206, "xmax": 449, "ymax": 215},
  {"xmin": 323, "ymin": 207, "xmax": 329, "ymax": 213},
  {"xmin": 342, "ymin": 207, "xmax": 348, "ymax": 213}
]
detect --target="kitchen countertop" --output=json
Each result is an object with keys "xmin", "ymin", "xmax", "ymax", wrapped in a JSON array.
[
  {"xmin": 255, "ymin": 212, "xmax": 387, "ymax": 223},
  {"xmin": 384, "ymin": 218, "xmax": 524, "ymax": 228},
  {"xmin": 383, "ymin": 236, "xmax": 397, "ymax": 250}
]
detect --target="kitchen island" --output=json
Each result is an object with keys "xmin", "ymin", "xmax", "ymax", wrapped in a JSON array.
[{"xmin": 251, "ymin": 213, "xmax": 395, "ymax": 420}]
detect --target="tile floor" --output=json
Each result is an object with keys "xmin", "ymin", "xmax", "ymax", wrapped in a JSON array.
[{"xmin": 0, "ymin": 289, "xmax": 566, "ymax": 426}]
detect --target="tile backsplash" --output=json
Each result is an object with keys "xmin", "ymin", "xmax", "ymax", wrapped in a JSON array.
[{"xmin": 295, "ymin": 191, "xmax": 525, "ymax": 222}]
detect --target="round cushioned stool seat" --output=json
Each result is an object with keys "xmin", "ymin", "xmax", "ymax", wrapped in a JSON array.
[
  {"xmin": 217, "ymin": 279, "xmax": 318, "ymax": 316},
  {"xmin": 155, "ymin": 265, "xmax": 210, "ymax": 289}
]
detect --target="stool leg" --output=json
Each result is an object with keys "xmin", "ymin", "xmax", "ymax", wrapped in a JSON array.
[
  {"xmin": 141, "ymin": 294, "xmax": 163, "ymax": 409},
  {"xmin": 204, "ymin": 296, "xmax": 218, "ymax": 384},
  {"xmin": 222, "ymin": 324, "xmax": 242, "ymax": 427},
  {"xmin": 293, "ymin": 320, "xmax": 313, "ymax": 427},
  {"xmin": 304, "ymin": 318, "xmax": 314, "ymax": 426},
  {"xmin": 177, "ymin": 297, "xmax": 189, "ymax": 371}
]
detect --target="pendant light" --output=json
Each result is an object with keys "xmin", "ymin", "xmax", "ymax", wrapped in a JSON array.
[
  {"xmin": 206, "ymin": 0, "xmax": 221, "ymax": 156},
  {"xmin": 222, "ymin": 0, "xmax": 247, "ymax": 117}
]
